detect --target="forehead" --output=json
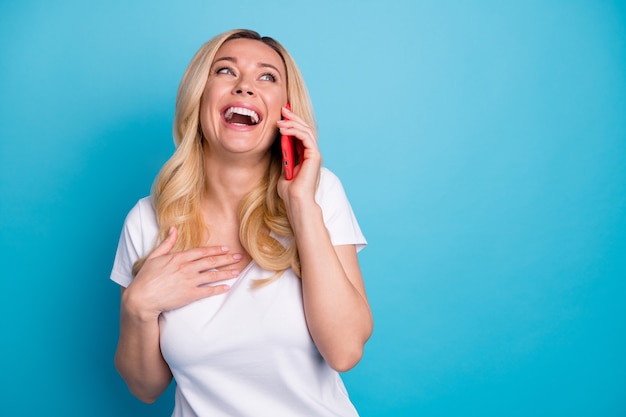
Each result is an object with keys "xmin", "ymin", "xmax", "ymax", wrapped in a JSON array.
[{"xmin": 213, "ymin": 38, "xmax": 285, "ymax": 72}]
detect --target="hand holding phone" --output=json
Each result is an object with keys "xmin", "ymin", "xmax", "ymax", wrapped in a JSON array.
[{"xmin": 280, "ymin": 103, "xmax": 304, "ymax": 180}]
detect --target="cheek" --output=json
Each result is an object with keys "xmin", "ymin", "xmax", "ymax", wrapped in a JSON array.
[
  {"xmin": 266, "ymin": 88, "xmax": 288, "ymax": 117},
  {"xmin": 201, "ymin": 79, "xmax": 228, "ymax": 110},
  {"xmin": 199, "ymin": 88, "xmax": 223, "ymax": 128},
  {"xmin": 276, "ymin": 87, "xmax": 288, "ymax": 106},
  {"xmin": 198, "ymin": 98, "xmax": 211, "ymax": 129}
]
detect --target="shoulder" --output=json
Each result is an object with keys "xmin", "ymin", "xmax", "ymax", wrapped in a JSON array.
[
  {"xmin": 122, "ymin": 196, "xmax": 158, "ymax": 255},
  {"xmin": 315, "ymin": 167, "xmax": 367, "ymax": 248},
  {"xmin": 315, "ymin": 166, "xmax": 355, "ymax": 209},
  {"xmin": 319, "ymin": 166, "xmax": 340, "ymax": 186},
  {"xmin": 124, "ymin": 196, "xmax": 155, "ymax": 227},
  {"xmin": 315, "ymin": 167, "xmax": 351, "ymax": 217},
  {"xmin": 316, "ymin": 167, "xmax": 344, "ymax": 198},
  {"xmin": 111, "ymin": 196, "xmax": 157, "ymax": 287},
  {"xmin": 132, "ymin": 196, "xmax": 154, "ymax": 216}
]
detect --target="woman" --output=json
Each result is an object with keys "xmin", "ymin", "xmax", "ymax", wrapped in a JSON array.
[{"xmin": 111, "ymin": 29, "xmax": 373, "ymax": 416}]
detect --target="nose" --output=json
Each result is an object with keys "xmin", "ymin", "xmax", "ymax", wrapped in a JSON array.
[
  {"xmin": 235, "ymin": 88, "xmax": 254, "ymax": 96},
  {"xmin": 233, "ymin": 77, "xmax": 255, "ymax": 96}
]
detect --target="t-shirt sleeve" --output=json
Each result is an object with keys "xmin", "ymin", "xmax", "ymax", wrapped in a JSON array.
[
  {"xmin": 110, "ymin": 198, "xmax": 157, "ymax": 288},
  {"xmin": 315, "ymin": 168, "xmax": 367, "ymax": 252}
]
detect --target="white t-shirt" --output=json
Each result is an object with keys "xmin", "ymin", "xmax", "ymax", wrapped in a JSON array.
[{"xmin": 111, "ymin": 168, "xmax": 367, "ymax": 417}]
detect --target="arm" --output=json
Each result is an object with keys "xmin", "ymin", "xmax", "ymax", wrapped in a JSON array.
[
  {"xmin": 277, "ymin": 107, "xmax": 373, "ymax": 372},
  {"xmin": 115, "ymin": 287, "xmax": 173, "ymax": 403},
  {"xmin": 114, "ymin": 227, "xmax": 241, "ymax": 402},
  {"xmin": 291, "ymin": 202, "xmax": 373, "ymax": 372}
]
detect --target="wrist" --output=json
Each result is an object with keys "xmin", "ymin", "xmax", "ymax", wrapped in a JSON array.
[
  {"xmin": 287, "ymin": 199, "xmax": 323, "ymax": 234},
  {"xmin": 121, "ymin": 288, "xmax": 160, "ymax": 323}
]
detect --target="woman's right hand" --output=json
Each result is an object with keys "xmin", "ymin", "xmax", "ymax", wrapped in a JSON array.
[{"xmin": 123, "ymin": 227, "xmax": 241, "ymax": 321}]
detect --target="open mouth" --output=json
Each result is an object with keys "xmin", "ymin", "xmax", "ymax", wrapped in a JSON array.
[{"xmin": 223, "ymin": 106, "xmax": 261, "ymax": 126}]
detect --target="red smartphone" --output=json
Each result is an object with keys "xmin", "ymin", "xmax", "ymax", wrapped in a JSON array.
[{"xmin": 280, "ymin": 103, "xmax": 304, "ymax": 180}]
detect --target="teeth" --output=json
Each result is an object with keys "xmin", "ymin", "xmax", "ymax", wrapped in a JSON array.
[{"xmin": 224, "ymin": 106, "xmax": 259, "ymax": 124}]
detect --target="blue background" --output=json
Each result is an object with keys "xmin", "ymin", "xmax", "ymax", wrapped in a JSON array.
[{"xmin": 1, "ymin": 1, "xmax": 624, "ymax": 416}]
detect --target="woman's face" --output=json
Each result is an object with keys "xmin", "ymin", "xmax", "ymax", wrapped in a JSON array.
[{"xmin": 200, "ymin": 38, "xmax": 288, "ymax": 158}]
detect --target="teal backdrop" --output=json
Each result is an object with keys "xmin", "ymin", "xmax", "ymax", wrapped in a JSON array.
[{"xmin": 1, "ymin": 1, "xmax": 625, "ymax": 416}]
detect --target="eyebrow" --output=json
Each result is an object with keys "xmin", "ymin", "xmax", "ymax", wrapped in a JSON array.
[{"xmin": 212, "ymin": 56, "xmax": 283, "ymax": 75}]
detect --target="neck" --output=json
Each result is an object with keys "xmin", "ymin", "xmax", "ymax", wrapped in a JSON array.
[{"xmin": 201, "ymin": 146, "xmax": 271, "ymax": 217}]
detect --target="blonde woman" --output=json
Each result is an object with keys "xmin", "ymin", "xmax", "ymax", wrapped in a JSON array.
[{"xmin": 111, "ymin": 29, "xmax": 372, "ymax": 416}]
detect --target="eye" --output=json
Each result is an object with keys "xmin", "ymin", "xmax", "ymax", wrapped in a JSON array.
[
  {"xmin": 259, "ymin": 72, "xmax": 277, "ymax": 82},
  {"xmin": 216, "ymin": 67, "xmax": 235, "ymax": 76}
]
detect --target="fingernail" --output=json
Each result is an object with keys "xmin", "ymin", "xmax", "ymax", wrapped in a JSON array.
[
  {"xmin": 221, "ymin": 246, "xmax": 230, "ymax": 252},
  {"xmin": 231, "ymin": 270, "xmax": 240, "ymax": 276},
  {"xmin": 233, "ymin": 253, "xmax": 243, "ymax": 260}
]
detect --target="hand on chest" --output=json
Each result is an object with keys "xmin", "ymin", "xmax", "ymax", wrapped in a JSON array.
[
  {"xmin": 203, "ymin": 218, "xmax": 253, "ymax": 270},
  {"xmin": 159, "ymin": 265, "xmax": 316, "ymax": 368}
]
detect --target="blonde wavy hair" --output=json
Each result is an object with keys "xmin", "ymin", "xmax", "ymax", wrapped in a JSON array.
[{"xmin": 132, "ymin": 29, "xmax": 316, "ymax": 285}]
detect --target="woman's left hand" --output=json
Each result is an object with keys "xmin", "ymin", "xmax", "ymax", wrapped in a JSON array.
[
  {"xmin": 276, "ymin": 106, "xmax": 321, "ymax": 207},
  {"xmin": 276, "ymin": 107, "xmax": 372, "ymax": 372}
]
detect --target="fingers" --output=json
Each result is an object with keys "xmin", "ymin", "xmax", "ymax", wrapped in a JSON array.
[
  {"xmin": 170, "ymin": 246, "xmax": 243, "ymax": 285},
  {"xmin": 197, "ymin": 283, "xmax": 231, "ymax": 298},
  {"xmin": 195, "ymin": 267, "xmax": 241, "ymax": 286},
  {"xmin": 278, "ymin": 107, "xmax": 318, "ymax": 146},
  {"xmin": 277, "ymin": 113, "xmax": 321, "ymax": 182},
  {"xmin": 148, "ymin": 229, "xmax": 239, "ymax": 265},
  {"xmin": 277, "ymin": 122, "xmax": 317, "ymax": 147},
  {"xmin": 281, "ymin": 105, "xmax": 294, "ymax": 121},
  {"xmin": 130, "ymin": 245, "xmax": 243, "ymax": 314},
  {"xmin": 148, "ymin": 226, "xmax": 178, "ymax": 260},
  {"xmin": 169, "ymin": 245, "xmax": 238, "ymax": 268},
  {"xmin": 179, "ymin": 252, "xmax": 243, "ymax": 278},
  {"xmin": 183, "ymin": 267, "xmax": 240, "ymax": 303}
]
